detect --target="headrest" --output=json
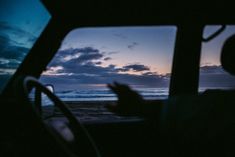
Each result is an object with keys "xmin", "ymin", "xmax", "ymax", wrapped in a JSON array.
[{"xmin": 221, "ymin": 34, "xmax": 235, "ymax": 75}]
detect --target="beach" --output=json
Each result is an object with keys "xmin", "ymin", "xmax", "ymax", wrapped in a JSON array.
[
  {"xmin": 43, "ymin": 101, "xmax": 143, "ymax": 124},
  {"xmin": 41, "ymin": 87, "xmax": 168, "ymax": 123}
]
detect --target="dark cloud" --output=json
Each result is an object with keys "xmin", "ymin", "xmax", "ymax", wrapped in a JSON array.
[
  {"xmin": 49, "ymin": 47, "xmax": 103, "ymax": 68},
  {"xmin": 199, "ymin": 65, "xmax": 235, "ymax": 87},
  {"xmin": 0, "ymin": 22, "xmax": 36, "ymax": 72},
  {"xmin": 200, "ymin": 65, "xmax": 226, "ymax": 75},
  {"xmin": 43, "ymin": 48, "xmax": 235, "ymax": 90},
  {"xmin": 42, "ymin": 47, "xmax": 170, "ymax": 89},
  {"xmin": 0, "ymin": 59, "xmax": 21, "ymax": 69},
  {"xmin": 48, "ymin": 53, "xmax": 117, "ymax": 76},
  {"xmin": 56, "ymin": 46, "xmax": 99, "ymax": 57},
  {"xmin": 107, "ymin": 51, "xmax": 119, "ymax": 55},
  {"xmin": 127, "ymin": 42, "xmax": 138, "ymax": 50},
  {"xmin": 58, "ymin": 47, "xmax": 99, "ymax": 56},
  {"xmin": 0, "ymin": 34, "xmax": 29, "ymax": 70},
  {"xmin": 0, "ymin": 39, "xmax": 29, "ymax": 60},
  {"xmin": 0, "ymin": 21, "xmax": 37, "ymax": 45},
  {"xmin": 118, "ymin": 64, "xmax": 150, "ymax": 72},
  {"xmin": 95, "ymin": 61, "xmax": 102, "ymax": 65},
  {"xmin": 41, "ymin": 71, "xmax": 169, "ymax": 91},
  {"xmin": 113, "ymin": 33, "xmax": 127, "ymax": 39},
  {"xmin": 0, "ymin": 34, "xmax": 9, "ymax": 47},
  {"xmin": 42, "ymin": 47, "xmax": 235, "ymax": 90},
  {"xmin": 104, "ymin": 57, "xmax": 112, "ymax": 61},
  {"xmin": 142, "ymin": 72, "xmax": 158, "ymax": 76},
  {"xmin": 76, "ymin": 53, "xmax": 103, "ymax": 64}
]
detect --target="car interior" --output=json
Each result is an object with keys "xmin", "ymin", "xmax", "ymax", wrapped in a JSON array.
[{"xmin": 0, "ymin": 0, "xmax": 235, "ymax": 157}]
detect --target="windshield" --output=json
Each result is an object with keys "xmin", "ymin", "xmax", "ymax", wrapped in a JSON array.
[
  {"xmin": 199, "ymin": 25, "xmax": 235, "ymax": 92},
  {"xmin": 0, "ymin": 0, "xmax": 51, "ymax": 93},
  {"xmin": 40, "ymin": 26, "xmax": 176, "ymax": 101}
]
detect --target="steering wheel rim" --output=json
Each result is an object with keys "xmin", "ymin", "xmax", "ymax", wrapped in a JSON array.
[{"xmin": 19, "ymin": 76, "xmax": 101, "ymax": 157}]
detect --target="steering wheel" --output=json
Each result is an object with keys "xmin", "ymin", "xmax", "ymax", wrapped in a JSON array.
[{"xmin": 15, "ymin": 76, "xmax": 101, "ymax": 157}]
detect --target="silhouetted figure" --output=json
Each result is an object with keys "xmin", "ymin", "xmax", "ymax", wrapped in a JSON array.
[
  {"xmin": 107, "ymin": 34, "xmax": 235, "ymax": 157},
  {"xmin": 107, "ymin": 82, "xmax": 163, "ymax": 118}
]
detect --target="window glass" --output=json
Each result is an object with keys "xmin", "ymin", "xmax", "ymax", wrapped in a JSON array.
[
  {"xmin": 0, "ymin": 0, "xmax": 51, "ymax": 93},
  {"xmin": 40, "ymin": 27, "xmax": 176, "ymax": 101},
  {"xmin": 199, "ymin": 26, "xmax": 235, "ymax": 92}
]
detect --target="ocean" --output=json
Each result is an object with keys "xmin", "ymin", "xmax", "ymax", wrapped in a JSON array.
[
  {"xmin": 55, "ymin": 87, "xmax": 169, "ymax": 101},
  {"xmin": 40, "ymin": 87, "xmax": 230, "ymax": 106}
]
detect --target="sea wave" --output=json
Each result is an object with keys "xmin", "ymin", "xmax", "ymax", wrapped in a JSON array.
[{"xmin": 55, "ymin": 88, "xmax": 169, "ymax": 101}]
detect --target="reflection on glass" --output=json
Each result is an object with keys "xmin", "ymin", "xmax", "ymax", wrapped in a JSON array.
[{"xmin": 0, "ymin": 0, "xmax": 51, "ymax": 92}]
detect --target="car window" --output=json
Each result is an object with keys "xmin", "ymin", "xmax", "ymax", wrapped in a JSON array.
[
  {"xmin": 40, "ymin": 27, "xmax": 176, "ymax": 102},
  {"xmin": 0, "ymin": 0, "xmax": 51, "ymax": 93},
  {"xmin": 199, "ymin": 25, "xmax": 235, "ymax": 92}
]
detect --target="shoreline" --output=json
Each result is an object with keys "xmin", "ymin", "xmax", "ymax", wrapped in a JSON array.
[
  {"xmin": 43, "ymin": 100, "xmax": 144, "ymax": 123},
  {"xmin": 64, "ymin": 100, "xmax": 117, "ymax": 108}
]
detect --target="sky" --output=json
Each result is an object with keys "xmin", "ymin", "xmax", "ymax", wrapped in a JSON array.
[
  {"xmin": 60, "ymin": 27, "xmax": 176, "ymax": 74},
  {"xmin": 40, "ymin": 27, "xmax": 176, "ymax": 90},
  {"xmin": 0, "ymin": 0, "xmax": 51, "ymax": 91},
  {"xmin": 1, "ymin": 0, "xmax": 235, "ymax": 92},
  {"xmin": 40, "ymin": 26, "xmax": 235, "ymax": 90},
  {"xmin": 0, "ymin": 0, "xmax": 50, "ymax": 38}
]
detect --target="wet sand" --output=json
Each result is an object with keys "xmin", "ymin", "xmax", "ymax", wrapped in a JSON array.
[{"xmin": 43, "ymin": 101, "xmax": 143, "ymax": 124}]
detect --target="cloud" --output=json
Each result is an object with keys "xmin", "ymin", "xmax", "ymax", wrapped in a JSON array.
[
  {"xmin": 113, "ymin": 33, "xmax": 127, "ymax": 39},
  {"xmin": 142, "ymin": 72, "xmax": 159, "ymax": 76},
  {"xmin": 49, "ymin": 47, "xmax": 109, "ymax": 75},
  {"xmin": 200, "ymin": 65, "xmax": 226, "ymax": 75},
  {"xmin": 118, "ymin": 64, "xmax": 150, "ymax": 72},
  {"xmin": 199, "ymin": 65, "xmax": 235, "ymax": 87},
  {"xmin": 104, "ymin": 57, "xmax": 112, "ymax": 61},
  {"xmin": 41, "ymin": 71, "xmax": 170, "ymax": 91},
  {"xmin": 0, "ymin": 34, "xmax": 29, "ymax": 72},
  {"xmin": 76, "ymin": 53, "xmax": 103, "ymax": 64},
  {"xmin": 47, "ymin": 51, "xmax": 117, "ymax": 76},
  {"xmin": 107, "ymin": 51, "xmax": 119, "ymax": 55},
  {"xmin": 0, "ymin": 22, "xmax": 36, "ymax": 73},
  {"xmin": 42, "ymin": 47, "xmax": 170, "ymax": 90},
  {"xmin": 127, "ymin": 42, "xmax": 138, "ymax": 50},
  {"xmin": 0, "ymin": 36, "xmax": 29, "ymax": 60},
  {"xmin": 0, "ymin": 58, "xmax": 21, "ymax": 69},
  {"xmin": 42, "ymin": 48, "xmax": 235, "ymax": 90},
  {"xmin": 60, "ymin": 47, "xmax": 99, "ymax": 55},
  {"xmin": 0, "ymin": 21, "xmax": 37, "ymax": 45},
  {"xmin": 95, "ymin": 61, "xmax": 102, "ymax": 65},
  {"xmin": 0, "ymin": 34, "xmax": 9, "ymax": 47}
]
